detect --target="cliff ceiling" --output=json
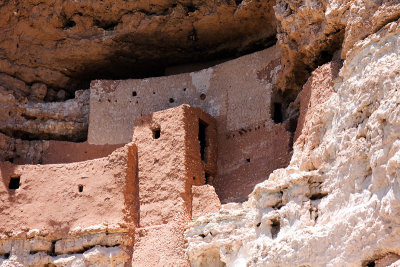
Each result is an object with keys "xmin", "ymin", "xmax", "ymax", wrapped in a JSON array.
[{"xmin": 0, "ymin": 0, "xmax": 276, "ymax": 94}]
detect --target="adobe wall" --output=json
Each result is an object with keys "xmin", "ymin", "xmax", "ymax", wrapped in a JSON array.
[
  {"xmin": 88, "ymin": 45, "xmax": 281, "ymax": 145},
  {"xmin": 0, "ymin": 144, "xmax": 138, "ymax": 265},
  {"xmin": 131, "ymin": 105, "xmax": 218, "ymax": 266},
  {"xmin": 41, "ymin": 141, "xmax": 123, "ymax": 164},
  {"xmin": 132, "ymin": 105, "xmax": 217, "ymax": 227},
  {"xmin": 0, "ymin": 105, "xmax": 221, "ymax": 266},
  {"xmin": 0, "ymin": 133, "xmax": 121, "ymax": 165},
  {"xmin": 89, "ymin": 45, "xmax": 292, "ymax": 203}
]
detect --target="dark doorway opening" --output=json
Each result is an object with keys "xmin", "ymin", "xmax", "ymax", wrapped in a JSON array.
[
  {"xmin": 199, "ymin": 119, "xmax": 208, "ymax": 162},
  {"xmin": 272, "ymin": 102, "xmax": 283, "ymax": 123},
  {"xmin": 205, "ymin": 172, "xmax": 210, "ymax": 184}
]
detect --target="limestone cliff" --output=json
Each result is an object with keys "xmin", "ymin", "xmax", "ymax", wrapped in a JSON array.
[
  {"xmin": 186, "ymin": 17, "xmax": 400, "ymax": 267},
  {"xmin": 273, "ymin": 0, "xmax": 400, "ymax": 103}
]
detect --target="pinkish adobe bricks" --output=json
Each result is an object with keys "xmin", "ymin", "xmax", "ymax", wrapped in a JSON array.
[{"xmin": 0, "ymin": 105, "xmax": 221, "ymax": 266}]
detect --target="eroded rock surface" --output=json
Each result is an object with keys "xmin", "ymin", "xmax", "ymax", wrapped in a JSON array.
[
  {"xmin": 275, "ymin": 0, "xmax": 400, "ymax": 92},
  {"xmin": 186, "ymin": 19, "xmax": 400, "ymax": 266},
  {"xmin": 0, "ymin": 88, "xmax": 88, "ymax": 144},
  {"xmin": 0, "ymin": 0, "xmax": 276, "ymax": 93},
  {"xmin": 0, "ymin": 229, "xmax": 131, "ymax": 267}
]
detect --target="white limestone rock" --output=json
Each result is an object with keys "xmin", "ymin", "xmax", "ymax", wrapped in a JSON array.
[{"xmin": 186, "ymin": 18, "xmax": 400, "ymax": 267}]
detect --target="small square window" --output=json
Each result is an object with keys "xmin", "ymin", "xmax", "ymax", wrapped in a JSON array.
[
  {"xmin": 153, "ymin": 129, "xmax": 161, "ymax": 139},
  {"xmin": 9, "ymin": 176, "xmax": 20, "ymax": 190}
]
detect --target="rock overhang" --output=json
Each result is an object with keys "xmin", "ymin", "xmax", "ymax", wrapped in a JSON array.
[{"xmin": 0, "ymin": 0, "xmax": 277, "ymax": 92}]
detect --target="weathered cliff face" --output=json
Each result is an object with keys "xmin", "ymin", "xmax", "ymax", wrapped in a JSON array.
[
  {"xmin": 0, "ymin": 89, "xmax": 88, "ymax": 141},
  {"xmin": 0, "ymin": 88, "xmax": 89, "ymax": 162},
  {"xmin": 275, "ymin": 0, "xmax": 400, "ymax": 92},
  {"xmin": 186, "ymin": 19, "xmax": 400, "ymax": 266},
  {"xmin": 0, "ymin": 0, "xmax": 276, "ymax": 94}
]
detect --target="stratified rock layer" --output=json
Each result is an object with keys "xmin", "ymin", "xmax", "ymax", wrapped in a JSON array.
[
  {"xmin": 0, "ymin": 88, "xmax": 88, "ymax": 147},
  {"xmin": 186, "ymin": 19, "xmax": 400, "ymax": 266}
]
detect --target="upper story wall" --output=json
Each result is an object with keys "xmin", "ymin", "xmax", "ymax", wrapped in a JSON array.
[
  {"xmin": 88, "ymin": 45, "xmax": 292, "ymax": 203},
  {"xmin": 88, "ymin": 45, "xmax": 281, "ymax": 145}
]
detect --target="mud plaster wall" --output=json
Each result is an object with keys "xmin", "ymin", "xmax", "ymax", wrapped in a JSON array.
[
  {"xmin": 41, "ymin": 141, "xmax": 123, "ymax": 164},
  {"xmin": 0, "ymin": 144, "xmax": 138, "ymax": 235},
  {"xmin": 89, "ymin": 45, "xmax": 292, "ymax": 203},
  {"xmin": 131, "ymin": 105, "xmax": 219, "ymax": 266},
  {"xmin": 0, "ymin": 105, "xmax": 221, "ymax": 266},
  {"xmin": 132, "ymin": 105, "xmax": 217, "ymax": 227}
]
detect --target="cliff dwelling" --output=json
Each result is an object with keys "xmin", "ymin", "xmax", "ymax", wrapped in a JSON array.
[
  {"xmin": 0, "ymin": 45, "xmax": 294, "ymax": 265},
  {"xmin": 2, "ymin": 0, "xmax": 400, "ymax": 266}
]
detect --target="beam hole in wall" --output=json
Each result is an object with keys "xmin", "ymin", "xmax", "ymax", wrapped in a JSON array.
[
  {"xmin": 78, "ymin": 184, "xmax": 84, "ymax": 193},
  {"xmin": 272, "ymin": 102, "xmax": 283, "ymax": 123},
  {"xmin": 200, "ymin": 93, "xmax": 206, "ymax": 100},
  {"xmin": 246, "ymin": 158, "xmax": 250, "ymax": 163},
  {"xmin": 198, "ymin": 119, "xmax": 208, "ymax": 162},
  {"xmin": 9, "ymin": 176, "xmax": 20, "ymax": 190},
  {"xmin": 153, "ymin": 128, "xmax": 161, "ymax": 139},
  {"xmin": 132, "ymin": 91, "xmax": 137, "ymax": 97},
  {"xmin": 169, "ymin": 98, "xmax": 175, "ymax": 103}
]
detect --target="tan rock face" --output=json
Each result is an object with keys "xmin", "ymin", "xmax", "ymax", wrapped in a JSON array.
[
  {"xmin": 186, "ymin": 19, "xmax": 400, "ymax": 266},
  {"xmin": 0, "ymin": 133, "xmax": 121, "ymax": 165},
  {"xmin": 275, "ymin": 0, "xmax": 400, "ymax": 91},
  {"xmin": 3, "ymin": 2, "xmax": 400, "ymax": 265},
  {"xmin": 0, "ymin": 0, "xmax": 276, "ymax": 93}
]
